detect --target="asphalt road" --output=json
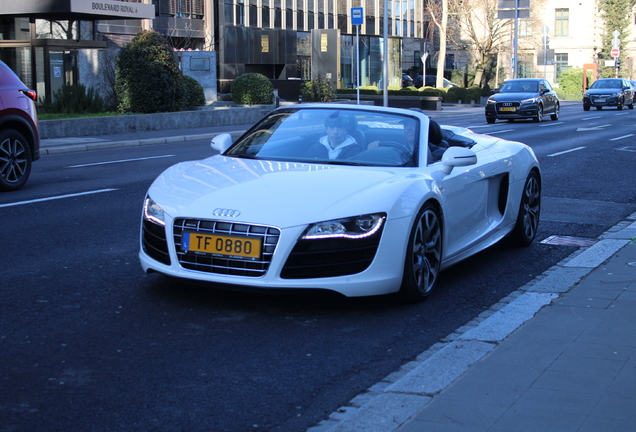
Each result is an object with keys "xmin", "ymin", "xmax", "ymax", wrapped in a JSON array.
[{"xmin": 1, "ymin": 102, "xmax": 635, "ymax": 432}]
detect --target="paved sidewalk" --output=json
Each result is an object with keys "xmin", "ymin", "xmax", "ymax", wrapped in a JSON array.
[{"xmin": 308, "ymin": 216, "xmax": 636, "ymax": 432}]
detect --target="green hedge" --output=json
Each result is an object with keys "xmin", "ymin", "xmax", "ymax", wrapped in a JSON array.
[
  {"xmin": 231, "ymin": 73, "xmax": 273, "ymax": 105},
  {"xmin": 115, "ymin": 30, "xmax": 187, "ymax": 114}
]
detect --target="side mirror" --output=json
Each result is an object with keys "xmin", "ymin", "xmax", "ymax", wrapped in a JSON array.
[
  {"xmin": 491, "ymin": 89, "xmax": 498, "ymax": 94},
  {"xmin": 211, "ymin": 133, "xmax": 233, "ymax": 153},
  {"xmin": 440, "ymin": 147, "xmax": 478, "ymax": 175}
]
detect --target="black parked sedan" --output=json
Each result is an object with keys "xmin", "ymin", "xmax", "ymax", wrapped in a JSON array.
[
  {"xmin": 485, "ymin": 78, "xmax": 560, "ymax": 124},
  {"xmin": 583, "ymin": 78, "xmax": 634, "ymax": 111}
]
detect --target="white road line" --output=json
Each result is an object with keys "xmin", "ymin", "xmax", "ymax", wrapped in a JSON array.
[
  {"xmin": 539, "ymin": 122, "xmax": 564, "ymax": 127},
  {"xmin": 614, "ymin": 112, "xmax": 630, "ymax": 116},
  {"xmin": 547, "ymin": 146, "xmax": 586, "ymax": 157},
  {"xmin": 66, "ymin": 154, "xmax": 175, "ymax": 168},
  {"xmin": 0, "ymin": 189, "xmax": 118, "ymax": 208},
  {"xmin": 487, "ymin": 129, "xmax": 515, "ymax": 134},
  {"xmin": 582, "ymin": 116, "xmax": 602, "ymax": 120},
  {"xmin": 610, "ymin": 134, "xmax": 635, "ymax": 141}
]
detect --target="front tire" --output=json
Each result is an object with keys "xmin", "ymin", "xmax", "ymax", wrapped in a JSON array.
[
  {"xmin": 509, "ymin": 170, "xmax": 541, "ymax": 247},
  {"xmin": 0, "ymin": 129, "xmax": 32, "ymax": 192},
  {"xmin": 486, "ymin": 117, "xmax": 496, "ymax": 124},
  {"xmin": 533, "ymin": 105, "xmax": 543, "ymax": 123},
  {"xmin": 400, "ymin": 204, "xmax": 442, "ymax": 302},
  {"xmin": 550, "ymin": 103, "xmax": 560, "ymax": 121}
]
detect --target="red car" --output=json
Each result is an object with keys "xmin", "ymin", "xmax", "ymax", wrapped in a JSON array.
[{"xmin": 0, "ymin": 60, "xmax": 40, "ymax": 191}]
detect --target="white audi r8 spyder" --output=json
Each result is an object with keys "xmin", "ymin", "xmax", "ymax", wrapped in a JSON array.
[{"xmin": 140, "ymin": 104, "xmax": 541, "ymax": 301}]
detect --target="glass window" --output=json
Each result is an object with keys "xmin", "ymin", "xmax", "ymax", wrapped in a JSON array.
[
  {"xmin": 555, "ymin": 53, "xmax": 568, "ymax": 82},
  {"xmin": 555, "ymin": 8, "xmax": 569, "ymax": 37},
  {"xmin": 225, "ymin": 3, "xmax": 234, "ymax": 24},
  {"xmin": 0, "ymin": 18, "xmax": 30, "ymax": 41},
  {"xmin": 35, "ymin": 19, "xmax": 95, "ymax": 40},
  {"xmin": 236, "ymin": 0, "xmax": 245, "ymax": 25},
  {"xmin": 249, "ymin": 5, "xmax": 258, "ymax": 26},
  {"xmin": 262, "ymin": 6, "xmax": 270, "ymax": 27},
  {"xmin": 297, "ymin": 11, "xmax": 304, "ymax": 30},
  {"xmin": 286, "ymin": 10, "xmax": 293, "ymax": 29}
]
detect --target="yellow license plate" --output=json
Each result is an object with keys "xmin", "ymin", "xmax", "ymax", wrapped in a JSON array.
[
  {"xmin": 499, "ymin": 107, "xmax": 516, "ymax": 112},
  {"xmin": 182, "ymin": 232, "xmax": 262, "ymax": 260}
]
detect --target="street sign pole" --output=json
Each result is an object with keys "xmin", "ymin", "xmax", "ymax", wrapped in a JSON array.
[
  {"xmin": 356, "ymin": 24, "xmax": 360, "ymax": 104},
  {"xmin": 612, "ymin": 31, "xmax": 620, "ymax": 78},
  {"xmin": 351, "ymin": 8, "xmax": 364, "ymax": 105},
  {"xmin": 383, "ymin": 0, "xmax": 388, "ymax": 107},
  {"xmin": 513, "ymin": 0, "xmax": 519, "ymax": 79}
]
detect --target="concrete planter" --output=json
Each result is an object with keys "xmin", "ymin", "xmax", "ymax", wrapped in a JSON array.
[{"xmin": 39, "ymin": 106, "xmax": 268, "ymax": 139}]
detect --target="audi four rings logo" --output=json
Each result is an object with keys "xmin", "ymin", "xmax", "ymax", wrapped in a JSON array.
[
  {"xmin": 213, "ymin": 208, "xmax": 241, "ymax": 218},
  {"xmin": 503, "ymin": 102, "xmax": 512, "ymax": 106}
]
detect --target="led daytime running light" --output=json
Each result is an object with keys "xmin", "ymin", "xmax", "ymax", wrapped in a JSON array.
[
  {"xmin": 303, "ymin": 215, "xmax": 386, "ymax": 240},
  {"xmin": 144, "ymin": 196, "xmax": 165, "ymax": 226}
]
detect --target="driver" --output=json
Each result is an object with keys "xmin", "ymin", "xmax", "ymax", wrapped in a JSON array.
[{"xmin": 306, "ymin": 112, "xmax": 363, "ymax": 160}]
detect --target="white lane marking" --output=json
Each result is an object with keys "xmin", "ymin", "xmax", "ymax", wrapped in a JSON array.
[
  {"xmin": 577, "ymin": 124, "xmax": 611, "ymax": 131},
  {"xmin": 66, "ymin": 154, "xmax": 175, "ymax": 168},
  {"xmin": 0, "ymin": 189, "xmax": 118, "ymax": 208},
  {"xmin": 610, "ymin": 134, "xmax": 635, "ymax": 141},
  {"xmin": 582, "ymin": 116, "xmax": 602, "ymax": 120},
  {"xmin": 539, "ymin": 122, "xmax": 564, "ymax": 127},
  {"xmin": 547, "ymin": 147, "xmax": 586, "ymax": 157},
  {"xmin": 487, "ymin": 129, "xmax": 515, "ymax": 134},
  {"xmin": 614, "ymin": 112, "xmax": 630, "ymax": 116}
]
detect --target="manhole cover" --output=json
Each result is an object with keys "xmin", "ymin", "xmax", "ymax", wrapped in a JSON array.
[{"xmin": 540, "ymin": 235, "xmax": 598, "ymax": 247}]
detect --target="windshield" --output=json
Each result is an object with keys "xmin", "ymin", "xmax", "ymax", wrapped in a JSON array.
[
  {"xmin": 590, "ymin": 79, "xmax": 623, "ymax": 89},
  {"xmin": 499, "ymin": 81, "xmax": 539, "ymax": 93},
  {"xmin": 225, "ymin": 108, "xmax": 421, "ymax": 167}
]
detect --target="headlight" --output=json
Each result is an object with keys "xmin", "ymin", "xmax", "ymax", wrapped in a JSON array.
[
  {"xmin": 520, "ymin": 98, "xmax": 537, "ymax": 104},
  {"xmin": 143, "ymin": 195, "xmax": 165, "ymax": 226},
  {"xmin": 612, "ymin": 92, "xmax": 620, "ymax": 97},
  {"xmin": 302, "ymin": 213, "xmax": 386, "ymax": 240},
  {"xmin": 486, "ymin": 99, "xmax": 496, "ymax": 105}
]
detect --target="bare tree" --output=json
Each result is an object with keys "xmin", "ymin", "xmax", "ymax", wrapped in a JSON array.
[
  {"xmin": 425, "ymin": 0, "xmax": 451, "ymax": 88},
  {"xmin": 162, "ymin": 20, "xmax": 218, "ymax": 51},
  {"xmin": 451, "ymin": 0, "xmax": 510, "ymax": 86}
]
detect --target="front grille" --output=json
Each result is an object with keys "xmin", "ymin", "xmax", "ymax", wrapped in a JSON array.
[
  {"xmin": 173, "ymin": 218, "xmax": 280, "ymax": 277},
  {"xmin": 142, "ymin": 219, "xmax": 171, "ymax": 265},
  {"xmin": 280, "ymin": 235, "xmax": 382, "ymax": 279}
]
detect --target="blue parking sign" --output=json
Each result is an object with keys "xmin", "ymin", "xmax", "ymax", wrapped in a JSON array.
[{"xmin": 351, "ymin": 7, "xmax": 363, "ymax": 25}]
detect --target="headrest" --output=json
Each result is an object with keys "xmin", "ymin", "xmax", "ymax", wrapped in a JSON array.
[{"xmin": 428, "ymin": 120, "xmax": 442, "ymax": 145}]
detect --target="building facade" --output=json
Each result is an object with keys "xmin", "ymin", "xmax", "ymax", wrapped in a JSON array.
[{"xmin": 0, "ymin": 0, "xmax": 427, "ymax": 103}]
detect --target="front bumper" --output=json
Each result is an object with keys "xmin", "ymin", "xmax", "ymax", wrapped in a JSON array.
[
  {"xmin": 485, "ymin": 102, "xmax": 539, "ymax": 119},
  {"xmin": 583, "ymin": 95, "xmax": 620, "ymax": 107},
  {"xmin": 139, "ymin": 215, "xmax": 412, "ymax": 297}
]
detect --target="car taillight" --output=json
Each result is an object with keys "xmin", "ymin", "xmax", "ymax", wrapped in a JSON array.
[{"xmin": 19, "ymin": 89, "xmax": 37, "ymax": 101}]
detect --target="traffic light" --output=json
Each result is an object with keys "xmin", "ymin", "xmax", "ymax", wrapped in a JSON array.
[{"xmin": 616, "ymin": 59, "xmax": 621, "ymax": 69}]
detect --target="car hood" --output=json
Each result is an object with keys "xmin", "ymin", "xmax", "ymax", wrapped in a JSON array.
[
  {"xmin": 489, "ymin": 92, "xmax": 539, "ymax": 102},
  {"xmin": 147, "ymin": 156, "xmax": 425, "ymax": 228},
  {"xmin": 585, "ymin": 88, "xmax": 622, "ymax": 95}
]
